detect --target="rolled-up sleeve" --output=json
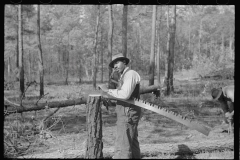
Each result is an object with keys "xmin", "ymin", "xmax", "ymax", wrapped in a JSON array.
[{"xmin": 108, "ymin": 70, "xmax": 140, "ymax": 100}]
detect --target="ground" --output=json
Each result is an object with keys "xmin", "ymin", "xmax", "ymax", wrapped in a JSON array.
[{"xmin": 4, "ymin": 78, "xmax": 234, "ymax": 159}]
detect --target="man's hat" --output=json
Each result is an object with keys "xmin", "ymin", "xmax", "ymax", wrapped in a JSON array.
[
  {"xmin": 211, "ymin": 88, "xmax": 222, "ymax": 100},
  {"xmin": 109, "ymin": 53, "xmax": 130, "ymax": 68}
]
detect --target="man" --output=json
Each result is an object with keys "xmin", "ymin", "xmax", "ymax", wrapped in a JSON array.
[
  {"xmin": 98, "ymin": 53, "xmax": 141, "ymax": 159},
  {"xmin": 211, "ymin": 85, "xmax": 234, "ymax": 133}
]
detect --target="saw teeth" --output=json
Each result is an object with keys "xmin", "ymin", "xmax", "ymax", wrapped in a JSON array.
[{"xmin": 179, "ymin": 115, "xmax": 184, "ymax": 119}]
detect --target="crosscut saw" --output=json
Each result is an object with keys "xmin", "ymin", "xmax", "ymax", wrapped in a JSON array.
[{"xmin": 96, "ymin": 92, "xmax": 211, "ymax": 136}]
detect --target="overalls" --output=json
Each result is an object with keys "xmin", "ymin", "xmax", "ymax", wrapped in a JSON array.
[{"xmin": 113, "ymin": 69, "xmax": 142, "ymax": 159}]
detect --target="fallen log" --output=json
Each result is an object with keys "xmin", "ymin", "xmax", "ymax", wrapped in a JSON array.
[
  {"xmin": 5, "ymin": 85, "xmax": 160, "ymax": 114},
  {"xmin": 139, "ymin": 84, "xmax": 160, "ymax": 94},
  {"xmin": 5, "ymin": 97, "xmax": 87, "ymax": 114}
]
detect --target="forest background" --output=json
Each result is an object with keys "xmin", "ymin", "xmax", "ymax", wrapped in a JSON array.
[{"xmin": 4, "ymin": 5, "xmax": 235, "ymax": 93}]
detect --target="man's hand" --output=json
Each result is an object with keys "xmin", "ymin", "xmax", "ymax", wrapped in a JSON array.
[{"xmin": 98, "ymin": 84, "xmax": 109, "ymax": 92}]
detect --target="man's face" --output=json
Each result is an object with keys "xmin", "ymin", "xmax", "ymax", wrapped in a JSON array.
[{"xmin": 114, "ymin": 60, "xmax": 126, "ymax": 73}]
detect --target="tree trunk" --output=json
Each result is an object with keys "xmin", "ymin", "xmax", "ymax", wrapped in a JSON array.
[
  {"xmin": 78, "ymin": 57, "xmax": 82, "ymax": 83},
  {"xmin": 157, "ymin": 33, "xmax": 160, "ymax": 85},
  {"xmin": 221, "ymin": 33, "xmax": 224, "ymax": 61},
  {"xmin": 100, "ymin": 28, "xmax": 104, "ymax": 83},
  {"xmin": 65, "ymin": 35, "xmax": 70, "ymax": 85},
  {"xmin": 122, "ymin": 5, "xmax": 128, "ymax": 57},
  {"xmin": 92, "ymin": 5, "xmax": 100, "ymax": 89},
  {"xmin": 18, "ymin": 5, "xmax": 24, "ymax": 98},
  {"xmin": 8, "ymin": 57, "xmax": 11, "ymax": 80},
  {"xmin": 164, "ymin": 6, "xmax": 170, "ymax": 87},
  {"xmin": 16, "ymin": 14, "xmax": 19, "ymax": 70},
  {"xmin": 138, "ymin": 23, "xmax": 143, "ymax": 63},
  {"xmin": 85, "ymin": 95, "xmax": 103, "ymax": 158},
  {"xmin": 49, "ymin": 57, "xmax": 52, "ymax": 80},
  {"xmin": 85, "ymin": 65, "xmax": 90, "ymax": 81},
  {"xmin": 28, "ymin": 51, "xmax": 31, "ymax": 82},
  {"xmin": 37, "ymin": 5, "xmax": 44, "ymax": 96},
  {"xmin": 199, "ymin": 19, "xmax": 202, "ymax": 55},
  {"xmin": 188, "ymin": 21, "xmax": 191, "ymax": 57},
  {"xmin": 108, "ymin": 5, "xmax": 113, "ymax": 87},
  {"xmin": 166, "ymin": 5, "xmax": 176, "ymax": 95},
  {"xmin": 149, "ymin": 5, "xmax": 157, "ymax": 86},
  {"xmin": 157, "ymin": 6, "xmax": 162, "ymax": 86}
]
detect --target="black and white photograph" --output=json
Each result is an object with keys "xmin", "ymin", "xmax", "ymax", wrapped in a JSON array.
[{"xmin": 4, "ymin": 5, "xmax": 234, "ymax": 159}]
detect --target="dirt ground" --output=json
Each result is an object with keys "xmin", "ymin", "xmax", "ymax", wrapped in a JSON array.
[{"xmin": 4, "ymin": 79, "xmax": 235, "ymax": 159}]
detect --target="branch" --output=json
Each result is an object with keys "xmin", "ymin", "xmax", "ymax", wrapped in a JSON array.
[
  {"xmin": 20, "ymin": 81, "xmax": 38, "ymax": 107},
  {"xmin": 4, "ymin": 97, "xmax": 21, "ymax": 108},
  {"xmin": 35, "ymin": 93, "xmax": 49, "ymax": 106},
  {"xmin": 43, "ymin": 106, "xmax": 61, "ymax": 122}
]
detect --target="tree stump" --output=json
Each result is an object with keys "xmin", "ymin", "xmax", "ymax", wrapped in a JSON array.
[{"xmin": 85, "ymin": 95, "xmax": 103, "ymax": 159}]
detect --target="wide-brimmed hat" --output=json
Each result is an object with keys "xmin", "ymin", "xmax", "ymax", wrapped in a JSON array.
[
  {"xmin": 109, "ymin": 53, "xmax": 130, "ymax": 68},
  {"xmin": 211, "ymin": 88, "xmax": 222, "ymax": 100}
]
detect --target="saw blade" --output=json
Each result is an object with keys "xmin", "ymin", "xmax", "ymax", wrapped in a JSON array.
[
  {"xmin": 109, "ymin": 97, "xmax": 210, "ymax": 136},
  {"xmin": 132, "ymin": 98, "xmax": 211, "ymax": 136},
  {"xmin": 91, "ymin": 91, "xmax": 211, "ymax": 136}
]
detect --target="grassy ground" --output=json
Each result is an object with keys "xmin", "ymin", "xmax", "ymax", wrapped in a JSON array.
[{"xmin": 4, "ymin": 77, "xmax": 234, "ymax": 159}]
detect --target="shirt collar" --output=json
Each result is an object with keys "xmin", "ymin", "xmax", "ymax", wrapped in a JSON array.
[
  {"xmin": 119, "ymin": 67, "xmax": 129, "ymax": 80},
  {"xmin": 121, "ymin": 67, "xmax": 129, "ymax": 75}
]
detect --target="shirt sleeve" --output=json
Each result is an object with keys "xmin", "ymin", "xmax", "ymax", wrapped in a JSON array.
[
  {"xmin": 223, "ymin": 86, "xmax": 234, "ymax": 102},
  {"xmin": 108, "ymin": 71, "xmax": 140, "ymax": 100}
]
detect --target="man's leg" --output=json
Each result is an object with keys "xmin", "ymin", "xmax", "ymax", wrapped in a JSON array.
[
  {"xmin": 113, "ymin": 122, "xmax": 132, "ymax": 159},
  {"xmin": 131, "ymin": 126, "xmax": 141, "ymax": 159}
]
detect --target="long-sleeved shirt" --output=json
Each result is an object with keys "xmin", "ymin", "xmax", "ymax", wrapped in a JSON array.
[
  {"xmin": 219, "ymin": 85, "xmax": 234, "ymax": 113},
  {"xmin": 222, "ymin": 85, "xmax": 234, "ymax": 102},
  {"xmin": 108, "ymin": 67, "xmax": 140, "ymax": 100}
]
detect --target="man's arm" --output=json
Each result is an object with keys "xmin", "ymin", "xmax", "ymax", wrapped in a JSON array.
[
  {"xmin": 223, "ymin": 85, "xmax": 234, "ymax": 102},
  {"xmin": 108, "ymin": 71, "xmax": 140, "ymax": 100}
]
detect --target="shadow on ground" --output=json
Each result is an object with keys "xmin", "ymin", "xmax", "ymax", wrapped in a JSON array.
[{"xmin": 175, "ymin": 144, "xmax": 196, "ymax": 159}]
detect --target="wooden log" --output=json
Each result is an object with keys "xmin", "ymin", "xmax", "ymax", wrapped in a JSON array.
[
  {"xmin": 4, "ymin": 85, "xmax": 160, "ymax": 114},
  {"xmin": 85, "ymin": 95, "xmax": 103, "ymax": 159},
  {"xmin": 140, "ymin": 84, "xmax": 160, "ymax": 94},
  {"xmin": 4, "ymin": 97, "xmax": 87, "ymax": 114}
]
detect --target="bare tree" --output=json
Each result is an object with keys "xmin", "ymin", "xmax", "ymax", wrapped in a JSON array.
[
  {"xmin": 164, "ymin": 6, "xmax": 170, "ymax": 88},
  {"xmin": 166, "ymin": 5, "xmax": 177, "ymax": 95},
  {"xmin": 100, "ymin": 26, "xmax": 104, "ymax": 83},
  {"xmin": 149, "ymin": 5, "xmax": 157, "ymax": 86},
  {"xmin": 157, "ymin": 6, "xmax": 162, "ymax": 86},
  {"xmin": 92, "ymin": 5, "xmax": 100, "ymax": 89},
  {"xmin": 37, "ymin": 5, "xmax": 44, "ymax": 96},
  {"xmin": 18, "ymin": 5, "xmax": 24, "ymax": 98},
  {"xmin": 122, "ymin": 5, "xmax": 128, "ymax": 57},
  {"xmin": 108, "ymin": 5, "xmax": 113, "ymax": 87}
]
